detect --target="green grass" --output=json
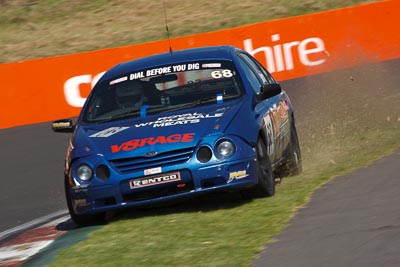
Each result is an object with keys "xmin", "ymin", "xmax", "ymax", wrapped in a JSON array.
[{"xmin": 0, "ymin": 0, "xmax": 376, "ymax": 63}]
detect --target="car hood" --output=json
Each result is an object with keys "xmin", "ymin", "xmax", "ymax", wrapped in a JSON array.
[{"xmin": 73, "ymin": 99, "xmax": 245, "ymax": 160}]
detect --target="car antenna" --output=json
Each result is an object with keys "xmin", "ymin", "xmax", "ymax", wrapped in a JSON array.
[{"xmin": 163, "ymin": 0, "xmax": 173, "ymax": 53}]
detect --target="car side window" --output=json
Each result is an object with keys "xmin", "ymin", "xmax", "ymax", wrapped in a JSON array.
[
  {"xmin": 251, "ymin": 57, "xmax": 277, "ymax": 84},
  {"xmin": 237, "ymin": 54, "xmax": 263, "ymax": 94},
  {"xmin": 239, "ymin": 53, "xmax": 276, "ymax": 84},
  {"xmin": 239, "ymin": 53, "xmax": 268, "ymax": 83}
]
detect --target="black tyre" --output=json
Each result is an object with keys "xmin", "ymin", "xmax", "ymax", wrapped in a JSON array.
[
  {"xmin": 64, "ymin": 176, "xmax": 105, "ymax": 227},
  {"xmin": 280, "ymin": 121, "xmax": 302, "ymax": 176},
  {"xmin": 241, "ymin": 138, "xmax": 275, "ymax": 198}
]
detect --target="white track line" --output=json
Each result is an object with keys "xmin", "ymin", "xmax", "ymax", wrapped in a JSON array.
[
  {"xmin": 0, "ymin": 209, "xmax": 68, "ymax": 242},
  {"xmin": 0, "ymin": 240, "xmax": 54, "ymax": 262}
]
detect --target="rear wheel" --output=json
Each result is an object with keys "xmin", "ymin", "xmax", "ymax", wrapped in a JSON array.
[
  {"xmin": 241, "ymin": 138, "xmax": 275, "ymax": 198},
  {"xmin": 64, "ymin": 175, "xmax": 105, "ymax": 227},
  {"xmin": 282, "ymin": 121, "xmax": 302, "ymax": 176}
]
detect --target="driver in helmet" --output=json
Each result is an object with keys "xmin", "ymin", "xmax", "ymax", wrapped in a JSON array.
[{"xmin": 115, "ymin": 80, "xmax": 144, "ymax": 109}]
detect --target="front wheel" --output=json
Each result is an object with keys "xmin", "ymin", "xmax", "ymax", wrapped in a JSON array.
[
  {"xmin": 64, "ymin": 176, "xmax": 105, "ymax": 227},
  {"xmin": 241, "ymin": 138, "xmax": 275, "ymax": 198}
]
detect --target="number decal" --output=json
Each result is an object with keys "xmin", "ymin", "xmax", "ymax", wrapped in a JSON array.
[
  {"xmin": 211, "ymin": 69, "xmax": 233, "ymax": 79},
  {"xmin": 222, "ymin": 69, "xmax": 233, "ymax": 77},
  {"xmin": 211, "ymin": 71, "xmax": 223, "ymax": 79}
]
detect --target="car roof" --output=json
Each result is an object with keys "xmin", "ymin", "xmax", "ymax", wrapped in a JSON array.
[{"xmin": 100, "ymin": 45, "xmax": 241, "ymax": 82}]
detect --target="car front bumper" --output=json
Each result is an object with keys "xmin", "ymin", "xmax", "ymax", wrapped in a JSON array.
[{"xmin": 69, "ymin": 156, "xmax": 258, "ymax": 215}]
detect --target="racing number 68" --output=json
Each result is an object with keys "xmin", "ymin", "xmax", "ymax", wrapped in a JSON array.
[{"xmin": 211, "ymin": 70, "xmax": 233, "ymax": 79}]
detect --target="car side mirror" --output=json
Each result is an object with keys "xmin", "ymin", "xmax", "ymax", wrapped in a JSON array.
[
  {"xmin": 51, "ymin": 119, "xmax": 75, "ymax": 133},
  {"xmin": 258, "ymin": 83, "xmax": 282, "ymax": 100}
]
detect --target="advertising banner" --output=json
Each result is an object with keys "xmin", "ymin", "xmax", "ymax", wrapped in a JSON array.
[{"xmin": 0, "ymin": 0, "xmax": 399, "ymax": 128}]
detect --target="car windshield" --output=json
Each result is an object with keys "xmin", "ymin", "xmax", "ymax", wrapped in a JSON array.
[{"xmin": 82, "ymin": 60, "xmax": 245, "ymax": 123}]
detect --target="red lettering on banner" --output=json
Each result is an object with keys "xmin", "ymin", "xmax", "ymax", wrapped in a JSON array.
[{"xmin": 110, "ymin": 133, "xmax": 195, "ymax": 153}]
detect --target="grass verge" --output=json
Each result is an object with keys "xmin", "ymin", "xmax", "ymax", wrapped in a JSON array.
[{"xmin": 0, "ymin": 0, "xmax": 376, "ymax": 63}]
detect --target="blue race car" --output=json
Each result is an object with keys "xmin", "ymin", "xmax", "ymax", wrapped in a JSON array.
[{"xmin": 52, "ymin": 46, "xmax": 301, "ymax": 226}]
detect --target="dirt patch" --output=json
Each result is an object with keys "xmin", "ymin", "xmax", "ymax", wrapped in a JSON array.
[{"xmin": 282, "ymin": 59, "xmax": 400, "ymax": 171}]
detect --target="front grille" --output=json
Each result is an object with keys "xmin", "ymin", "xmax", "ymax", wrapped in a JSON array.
[{"xmin": 109, "ymin": 147, "xmax": 195, "ymax": 174}]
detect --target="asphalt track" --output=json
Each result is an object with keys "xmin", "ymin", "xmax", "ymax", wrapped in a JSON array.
[
  {"xmin": 254, "ymin": 148, "xmax": 400, "ymax": 267},
  {"xmin": 0, "ymin": 124, "xmax": 69, "ymax": 232},
  {"xmin": 0, "ymin": 59, "xmax": 399, "ymax": 264}
]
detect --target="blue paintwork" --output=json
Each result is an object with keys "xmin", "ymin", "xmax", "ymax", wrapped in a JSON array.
[{"xmin": 62, "ymin": 46, "xmax": 296, "ymax": 215}]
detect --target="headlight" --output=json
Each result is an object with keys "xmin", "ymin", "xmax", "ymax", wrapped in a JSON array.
[
  {"xmin": 216, "ymin": 140, "xmax": 235, "ymax": 158},
  {"xmin": 77, "ymin": 164, "xmax": 93, "ymax": 181}
]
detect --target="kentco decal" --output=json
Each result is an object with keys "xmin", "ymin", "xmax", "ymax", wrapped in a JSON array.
[
  {"xmin": 129, "ymin": 172, "xmax": 181, "ymax": 189},
  {"xmin": 110, "ymin": 133, "xmax": 195, "ymax": 153}
]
